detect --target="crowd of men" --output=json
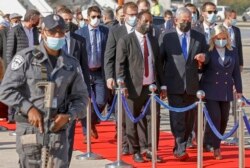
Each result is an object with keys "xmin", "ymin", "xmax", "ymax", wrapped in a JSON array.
[{"xmin": 0, "ymin": 0, "xmax": 243, "ymax": 167}]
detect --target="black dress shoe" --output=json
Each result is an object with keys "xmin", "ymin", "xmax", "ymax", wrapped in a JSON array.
[
  {"xmin": 203, "ymin": 144, "xmax": 214, "ymax": 152},
  {"xmin": 213, "ymin": 148, "xmax": 222, "ymax": 160},
  {"xmin": 122, "ymin": 146, "xmax": 129, "ymax": 155},
  {"xmin": 91, "ymin": 125, "xmax": 98, "ymax": 139},
  {"xmin": 133, "ymin": 153, "xmax": 145, "ymax": 163},
  {"xmin": 145, "ymin": 151, "xmax": 163, "ymax": 163},
  {"xmin": 174, "ymin": 152, "xmax": 189, "ymax": 161}
]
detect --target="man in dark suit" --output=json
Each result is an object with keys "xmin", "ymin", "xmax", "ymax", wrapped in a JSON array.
[
  {"xmin": 223, "ymin": 9, "xmax": 243, "ymax": 71},
  {"xmin": 102, "ymin": 7, "xmax": 119, "ymax": 29},
  {"xmin": 76, "ymin": 6, "xmax": 109, "ymax": 139},
  {"xmin": 116, "ymin": 10, "xmax": 167, "ymax": 163},
  {"xmin": 194, "ymin": 2, "xmax": 217, "ymax": 44},
  {"xmin": 0, "ymin": 20, "xmax": 10, "ymax": 68},
  {"xmin": 158, "ymin": 10, "xmax": 174, "ymax": 33},
  {"xmin": 160, "ymin": 7, "xmax": 207, "ymax": 161},
  {"xmin": 104, "ymin": 2, "xmax": 139, "ymax": 155},
  {"xmin": 5, "ymin": 9, "xmax": 40, "ymax": 124},
  {"xmin": 57, "ymin": 7, "xmax": 91, "ymax": 165}
]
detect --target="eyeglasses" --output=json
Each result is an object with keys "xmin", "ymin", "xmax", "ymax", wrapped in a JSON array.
[
  {"xmin": 216, "ymin": 38, "xmax": 227, "ymax": 40},
  {"xmin": 90, "ymin": 15, "xmax": 101, "ymax": 19},
  {"xmin": 207, "ymin": 10, "xmax": 218, "ymax": 14},
  {"xmin": 126, "ymin": 13, "xmax": 137, "ymax": 17}
]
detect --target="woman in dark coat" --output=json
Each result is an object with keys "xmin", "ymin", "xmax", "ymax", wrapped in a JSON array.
[{"xmin": 200, "ymin": 24, "xmax": 242, "ymax": 160}]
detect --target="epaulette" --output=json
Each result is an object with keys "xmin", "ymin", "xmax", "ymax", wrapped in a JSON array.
[{"xmin": 32, "ymin": 45, "xmax": 43, "ymax": 60}]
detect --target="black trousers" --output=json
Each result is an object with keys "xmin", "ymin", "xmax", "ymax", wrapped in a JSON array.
[
  {"xmin": 126, "ymin": 86, "xmax": 160, "ymax": 154},
  {"xmin": 203, "ymin": 99, "xmax": 230, "ymax": 150},
  {"xmin": 168, "ymin": 93, "xmax": 196, "ymax": 155}
]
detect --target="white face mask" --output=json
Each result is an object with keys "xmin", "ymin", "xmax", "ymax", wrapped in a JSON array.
[
  {"xmin": 90, "ymin": 18, "xmax": 100, "ymax": 27},
  {"xmin": 11, "ymin": 22, "xmax": 19, "ymax": 27}
]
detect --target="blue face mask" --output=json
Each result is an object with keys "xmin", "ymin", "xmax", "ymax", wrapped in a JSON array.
[
  {"xmin": 79, "ymin": 21, "xmax": 86, "ymax": 28},
  {"xmin": 206, "ymin": 13, "xmax": 216, "ymax": 24},
  {"xmin": 165, "ymin": 19, "xmax": 173, "ymax": 29},
  {"xmin": 215, "ymin": 39, "xmax": 227, "ymax": 48},
  {"xmin": 231, "ymin": 19, "xmax": 237, "ymax": 26},
  {"xmin": 126, "ymin": 16, "xmax": 137, "ymax": 27},
  {"xmin": 45, "ymin": 36, "xmax": 65, "ymax": 51},
  {"xmin": 192, "ymin": 13, "xmax": 198, "ymax": 24}
]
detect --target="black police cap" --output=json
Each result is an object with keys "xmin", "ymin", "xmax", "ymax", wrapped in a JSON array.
[{"xmin": 43, "ymin": 14, "xmax": 65, "ymax": 30}]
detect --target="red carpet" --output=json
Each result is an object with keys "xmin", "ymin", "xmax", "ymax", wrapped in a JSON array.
[{"xmin": 1, "ymin": 120, "xmax": 250, "ymax": 168}]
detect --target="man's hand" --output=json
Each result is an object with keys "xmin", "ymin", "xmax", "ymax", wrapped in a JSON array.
[
  {"xmin": 28, "ymin": 107, "xmax": 43, "ymax": 133},
  {"xmin": 194, "ymin": 53, "xmax": 206, "ymax": 62},
  {"xmin": 107, "ymin": 78, "xmax": 116, "ymax": 90},
  {"xmin": 194, "ymin": 53, "xmax": 206, "ymax": 69},
  {"xmin": 121, "ymin": 88, "xmax": 129, "ymax": 97},
  {"xmin": 50, "ymin": 114, "xmax": 70, "ymax": 132},
  {"xmin": 236, "ymin": 93, "xmax": 243, "ymax": 99},
  {"xmin": 160, "ymin": 89, "xmax": 167, "ymax": 100}
]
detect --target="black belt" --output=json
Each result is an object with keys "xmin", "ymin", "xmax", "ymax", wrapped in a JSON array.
[{"xmin": 89, "ymin": 67, "xmax": 101, "ymax": 72}]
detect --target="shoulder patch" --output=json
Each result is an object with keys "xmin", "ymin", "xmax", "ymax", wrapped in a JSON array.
[{"xmin": 11, "ymin": 55, "xmax": 25, "ymax": 70}]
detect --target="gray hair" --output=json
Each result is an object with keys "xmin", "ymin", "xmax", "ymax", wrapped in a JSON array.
[
  {"xmin": 102, "ymin": 8, "xmax": 115, "ymax": 20},
  {"xmin": 175, "ymin": 7, "xmax": 191, "ymax": 19}
]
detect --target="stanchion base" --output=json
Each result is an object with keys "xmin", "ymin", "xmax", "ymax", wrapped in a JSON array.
[
  {"xmin": 224, "ymin": 137, "xmax": 239, "ymax": 146},
  {"xmin": 105, "ymin": 160, "xmax": 133, "ymax": 168},
  {"xmin": 75, "ymin": 152, "xmax": 103, "ymax": 160},
  {"xmin": 0, "ymin": 126, "xmax": 8, "ymax": 131},
  {"xmin": 9, "ymin": 131, "xmax": 16, "ymax": 136}
]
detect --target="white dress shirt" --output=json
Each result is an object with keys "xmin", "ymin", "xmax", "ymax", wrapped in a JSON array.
[
  {"xmin": 65, "ymin": 32, "xmax": 71, "ymax": 53},
  {"xmin": 23, "ymin": 25, "xmax": 34, "ymax": 47},
  {"xmin": 223, "ymin": 23, "xmax": 236, "ymax": 47},
  {"xmin": 203, "ymin": 22, "xmax": 215, "ymax": 44},
  {"xmin": 135, "ymin": 30, "xmax": 155, "ymax": 85},
  {"xmin": 125, "ymin": 22, "xmax": 135, "ymax": 34},
  {"xmin": 176, "ymin": 27, "xmax": 190, "ymax": 55},
  {"xmin": 216, "ymin": 47, "xmax": 225, "ymax": 61}
]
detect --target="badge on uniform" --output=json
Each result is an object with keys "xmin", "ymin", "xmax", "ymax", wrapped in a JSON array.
[{"xmin": 11, "ymin": 55, "xmax": 25, "ymax": 71}]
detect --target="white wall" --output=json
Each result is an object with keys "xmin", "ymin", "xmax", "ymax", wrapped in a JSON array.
[{"xmin": 0, "ymin": 0, "xmax": 26, "ymax": 16}]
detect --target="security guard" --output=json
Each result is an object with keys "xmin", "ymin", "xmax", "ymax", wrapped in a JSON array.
[{"xmin": 0, "ymin": 14, "xmax": 88, "ymax": 167}]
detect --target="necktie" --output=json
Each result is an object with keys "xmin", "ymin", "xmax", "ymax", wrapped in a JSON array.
[
  {"xmin": 62, "ymin": 39, "xmax": 68, "ymax": 54},
  {"xmin": 92, "ymin": 29, "xmax": 98, "ymax": 65},
  {"xmin": 182, "ymin": 33, "xmax": 188, "ymax": 60},
  {"xmin": 143, "ymin": 36, "xmax": 149, "ymax": 77}
]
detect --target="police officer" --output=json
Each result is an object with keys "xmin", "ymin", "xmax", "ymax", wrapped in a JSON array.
[{"xmin": 0, "ymin": 14, "xmax": 88, "ymax": 167}]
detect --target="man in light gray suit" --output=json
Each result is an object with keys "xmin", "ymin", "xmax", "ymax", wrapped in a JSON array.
[
  {"xmin": 104, "ymin": 2, "xmax": 138, "ymax": 155},
  {"xmin": 160, "ymin": 7, "xmax": 208, "ymax": 161}
]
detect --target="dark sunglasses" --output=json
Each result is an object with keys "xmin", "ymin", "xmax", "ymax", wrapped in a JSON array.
[
  {"xmin": 90, "ymin": 15, "xmax": 101, "ymax": 19},
  {"xmin": 207, "ymin": 10, "xmax": 218, "ymax": 14}
]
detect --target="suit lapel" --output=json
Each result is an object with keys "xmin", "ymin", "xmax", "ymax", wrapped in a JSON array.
[
  {"xmin": 121, "ymin": 25, "xmax": 128, "ymax": 34},
  {"xmin": 69, "ymin": 33, "xmax": 76, "ymax": 56},
  {"xmin": 148, "ymin": 35, "xmax": 155, "ymax": 64},
  {"xmin": 187, "ymin": 30, "xmax": 195, "ymax": 63},
  {"xmin": 84, "ymin": 27, "xmax": 91, "ymax": 53},
  {"xmin": 131, "ymin": 32, "xmax": 143, "ymax": 58}
]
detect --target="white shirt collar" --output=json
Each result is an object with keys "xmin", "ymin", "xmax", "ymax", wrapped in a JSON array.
[
  {"xmin": 203, "ymin": 22, "xmax": 215, "ymax": 30},
  {"xmin": 88, "ymin": 24, "xmax": 99, "ymax": 31},
  {"xmin": 223, "ymin": 22, "xmax": 232, "ymax": 29},
  {"xmin": 65, "ymin": 32, "xmax": 70, "ymax": 39},
  {"xmin": 135, "ymin": 30, "xmax": 147, "ymax": 39},
  {"xmin": 125, "ymin": 22, "xmax": 134, "ymax": 33},
  {"xmin": 176, "ymin": 27, "xmax": 190, "ymax": 37}
]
